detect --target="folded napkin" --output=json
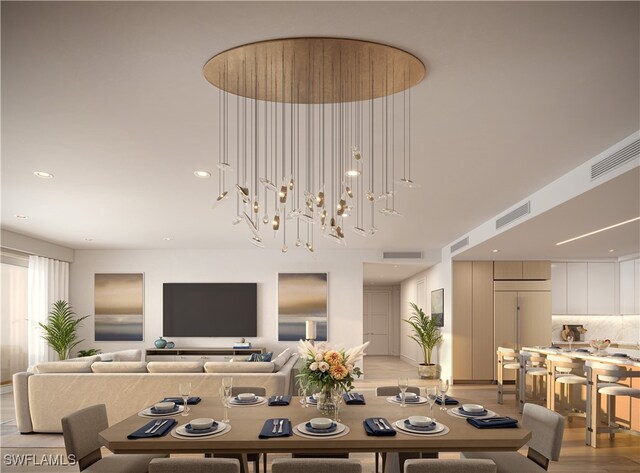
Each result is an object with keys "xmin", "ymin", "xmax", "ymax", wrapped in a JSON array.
[
  {"xmin": 343, "ymin": 392, "xmax": 366, "ymax": 404},
  {"xmin": 363, "ymin": 418, "xmax": 396, "ymax": 436},
  {"xmin": 395, "ymin": 394, "xmax": 420, "ymax": 403},
  {"xmin": 127, "ymin": 419, "xmax": 177, "ymax": 439},
  {"xmin": 575, "ymin": 349, "xmax": 589, "ymax": 353},
  {"xmin": 466, "ymin": 416, "xmax": 518, "ymax": 429},
  {"xmin": 268, "ymin": 395, "xmax": 292, "ymax": 406},
  {"xmin": 612, "ymin": 353, "xmax": 629, "ymax": 357},
  {"xmin": 258, "ymin": 418, "xmax": 293, "ymax": 438},
  {"xmin": 162, "ymin": 396, "xmax": 202, "ymax": 405},
  {"xmin": 433, "ymin": 395, "xmax": 459, "ymax": 405}
]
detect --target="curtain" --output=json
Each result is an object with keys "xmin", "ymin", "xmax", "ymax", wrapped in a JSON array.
[{"xmin": 28, "ymin": 256, "xmax": 69, "ymax": 364}]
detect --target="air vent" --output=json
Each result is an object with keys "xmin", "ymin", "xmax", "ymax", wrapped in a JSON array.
[
  {"xmin": 382, "ymin": 251, "xmax": 423, "ymax": 259},
  {"xmin": 496, "ymin": 202, "xmax": 531, "ymax": 229},
  {"xmin": 450, "ymin": 237, "xmax": 469, "ymax": 253},
  {"xmin": 591, "ymin": 138, "xmax": 640, "ymax": 180}
]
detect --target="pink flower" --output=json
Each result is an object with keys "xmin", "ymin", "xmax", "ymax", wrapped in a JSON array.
[
  {"xmin": 318, "ymin": 361, "xmax": 330, "ymax": 372},
  {"xmin": 309, "ymin": 362, "xmax": 319, "ymax": 371}
]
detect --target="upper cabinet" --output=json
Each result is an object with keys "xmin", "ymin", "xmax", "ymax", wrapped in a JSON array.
[
  {"xmin": 494, "ymin": 261, "xmax": 550, "ymax": 280},
  {"xmin": 553, "ymin": 261, "xmax": 620, "ymax": 315},
  {"xmin": 620, "ymin": 258, "xmax": 640, "ymax": 314}
]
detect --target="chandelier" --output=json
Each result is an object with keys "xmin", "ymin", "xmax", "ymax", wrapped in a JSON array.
[{"xmin": 204, "ymin": 37, "xmax": 425, "ymax": 251}]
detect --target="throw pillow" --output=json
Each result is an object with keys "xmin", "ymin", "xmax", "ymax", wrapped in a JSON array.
[
  {"xmin": 272, "ymin": 348, "xmax": 292, "ymax": 371},
  {"xmin": 249, "ymin": 352, "xmax": 272, "ymax": 362}
]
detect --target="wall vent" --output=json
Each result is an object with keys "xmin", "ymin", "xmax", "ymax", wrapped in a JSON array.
[
  {"xmin": 591, "ymin": 138, "xmax": 640, "ymax": 180},
  {"xmin": 382, "ymin": 251, "xmax": 423, "ymax": 259},
  {"xmin": 450, "ymin": 237, "xmax": 469, "ymax": 253},
  {"xmin": 496, "ymin": 201, "xmax": 531, "ymax": 229}
]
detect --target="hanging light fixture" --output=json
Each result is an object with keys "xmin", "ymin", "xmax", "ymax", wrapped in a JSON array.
[{"xmin": 204, "ymin": 37, "xmax": 425, "ymax": 249}]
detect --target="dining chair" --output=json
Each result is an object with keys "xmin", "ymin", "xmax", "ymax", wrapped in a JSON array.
[
  {"xmin": 404, "ymin": 458, "xmax": 497, "ymax": 472},
  {"xmin": 211, "ymin": 386, "xmax": 267, "ymax": 473},
  {"xmin": 517, "ymin": 351, "xmax": 547, "ymax": 413},
  {"xmin": 585, "ymin": 361, "xmax": 640, "ymax": 447},
  {"xmin": 374, "ymin": 385, "xmax": 424, "ymax": 473},
  {"xmin": 61, "ymin": 404, "xmax": 167, "ymax": 472},
  {"xmin": 462, "ymin": 403, "xmax": 565, "ymax": 472},
  {"xmin": 149, "ymin": 458, "xmax": 240, "ymax": 473},
  {"xmin": 271, "ymin": 458, "xmax": 362, "ymax": 473}
]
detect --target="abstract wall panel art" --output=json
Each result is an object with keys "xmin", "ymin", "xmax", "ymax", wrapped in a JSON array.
[
  {"xmin": 278, "ymin": 273, "xmax": 328, "ymax": 341},
  {"xmin": 94, "ymin": 273, "xmax": 144, "ymax": 341}
]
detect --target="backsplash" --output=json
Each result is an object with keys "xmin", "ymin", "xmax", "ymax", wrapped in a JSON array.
[{"xmin": 552, "ymin": 314, "xmax": 640, "ymax": 344}]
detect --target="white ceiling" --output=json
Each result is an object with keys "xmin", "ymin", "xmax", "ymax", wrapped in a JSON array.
[
  {"xmin": 363, "ymin": 262, "xmax": 432, "ymax": 286},
  {"xmin": 2, "ymin": 2, "xmax": 639, "ymax": 256}
]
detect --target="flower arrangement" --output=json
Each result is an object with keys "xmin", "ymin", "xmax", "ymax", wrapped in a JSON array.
[{"xmin": 297, "ymin": 340, "xmax": 369, "ymax": 393}]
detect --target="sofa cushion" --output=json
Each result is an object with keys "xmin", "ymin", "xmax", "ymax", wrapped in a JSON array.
[
  {"xmin": 249, "ymin": 352, "xmax": 273, "ymax": 362},
  {"xmin": 34, "ymin": 362, "xmax": 93, "ymax": 374},
  {"xmin": 146, "ymin": 362, "xmax": 203, "ymax": 373},
  {"xmin": 204, "ymin": 361, "xmax": 275, "ymax": 373},
  {"xmin": 111, "ymin": 349, "xmax": 143, "ymax": 362},
  {"xmin": 91, "ymin": 361, "xmax": 148, "ymax": 373},
  {"xmin": 230, "ymin": 356, "xmax": 252, "ymax": 362},
  {"xmin": 272, "ymin": 348, "xmax": 292, "ymax": 372}
]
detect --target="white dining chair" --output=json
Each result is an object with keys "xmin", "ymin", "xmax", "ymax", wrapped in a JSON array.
[
  {"xmin": 462, "ymin": 403, "xmax": 565, "ymax": 472},
  {"xmin": 149, "ymin": 458, "xmax": 240, "ymax": 473},
  {"xmin": 271, "ymin": 458, "xmax": 361, "ymax": 473},
  {"xmin": 404, "ymin": 458, "xmax": 497, "ymax": 472},
  {"xmin": 496, "ymin": 347, "xmax": 520, "ymax": 404},
  {"xmin": 62, "ymin": 404, "xmax": 167, "ymax": 472}
]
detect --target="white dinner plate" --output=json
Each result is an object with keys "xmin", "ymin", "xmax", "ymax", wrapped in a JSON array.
[
  {"xmin": 171, "ymin": 422, "xmax": 231, "ymax": 439},
  {"xmin": 138, "ymin": 405, "xmax": 185, "ymax": 417},
  {"xmin": 294, "ymin": 422, "xmax": 346, "ymax": 437},
  {"xmin": 386, "ymin": 396, "xmax": 428, "ymax": 405},
  {"xmin": 447, "ymin": 407, "xmax": 497, "ymax": 419},
  {"xmin": 228, "ymin": 396, "xmax": 267, "ymax": 406},
  {"xmin": 394, "ymin": 419, "xmax": 446, "ymax": 435}
]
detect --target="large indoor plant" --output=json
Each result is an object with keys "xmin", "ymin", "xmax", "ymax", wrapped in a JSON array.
[
  {"xmin": 404, "ymin": 302, "xmax": 443, "ymax": 379},
  {"xmin": 38, "ymin": 300, "xmax": 89, "ymax": 360}
]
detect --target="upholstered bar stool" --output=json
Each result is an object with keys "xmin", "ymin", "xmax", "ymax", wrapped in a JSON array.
[
  {"xmin": 518, "ymin": 351, "xmax": 547, "ymax": 413},
  {"xmin": 585, "ymin": 361, "xmax": 640, "ymax": 447},
  {"xmin": 546, "ymin": 354, "xmax": 586, "ymax": 421},
  {"xmin": 497, "ymin": 347, "xmax": 520, "ymax": 404}
]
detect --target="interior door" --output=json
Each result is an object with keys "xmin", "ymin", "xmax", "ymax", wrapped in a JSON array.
[
  {"xmin": 363, "ymin": 291, "xmax": 390, "ymax": 355},
  {"xmin": 518, "ymin": 291, "xmax": 552, "ymax": 348},
  {"xmin": 494, "ymin": 291, "xmax": 517, "ymax": 380}
]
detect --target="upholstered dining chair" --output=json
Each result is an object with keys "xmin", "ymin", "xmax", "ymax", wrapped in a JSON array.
[
  {"xmin": 149, "ymin": 458, "xmax": 240, "ymax": 473},
  {"xmin": 374, "ymin": 386, "xmax": 424, "ymax": 473},
  {"xmin": 62, "ymin": 404, "xmax": 167, "ymax": 472},
  {"xmin": 212, "ymin": 386, "xmax": 267, "ymax": 473},
  {"xmin": 404, "ymin": 458, "xmax": 497, "ymax": 472},
  {"xmin": 271, "ymin": 458, "xmax": 362, "ymax": 473},
  {"xmin": 462, "ymin": 403, "xmax": 565, "ymax": 472}
]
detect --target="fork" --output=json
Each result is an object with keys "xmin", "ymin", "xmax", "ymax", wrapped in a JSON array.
[
  {"xmin": 372, "ymin": 418, "xmax": 383, "ymax": 430},
  {"xmin": 272, "ymin": 419, "xmax": 279, "ymax": 433},
  {"xmin": 144, "ymin": 420, "xmax": 162, "ymax": 434}
]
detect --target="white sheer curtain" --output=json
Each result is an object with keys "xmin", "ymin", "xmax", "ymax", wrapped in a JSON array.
[{"xmin": 28, "ymin": 256, "xmax": 69, "ymax": 364}]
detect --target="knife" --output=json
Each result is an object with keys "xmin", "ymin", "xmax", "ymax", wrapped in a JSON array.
[
  {"xmin": 378, "ymin": 418, "xmax": 391, "ymax": 430},
  {"xmin": 150, "ymin": 419, "xmax": 168, "ymax": 434}
]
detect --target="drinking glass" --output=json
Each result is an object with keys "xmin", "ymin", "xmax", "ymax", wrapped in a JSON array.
[
  {"xmin": 219, "ymin": 386, "xmax": 230, "ymax": 423},
  {"xmin": 567, "ymin": 333, "xmax": 574, "ymax": 352},
  {"xmin": 331, "ymin": 388, "xmax": 343, "ymax": 422},
  {"xmin": 438, "ymin": 378, "xmax": 449, "ymax": 411},
  {"xmin": 299, "ymin": 384, "xmax": 308, "ymax": 409},
  {"xmin": 398, "ymin": 377, "xmax": 409, "ymax": 408},
  {"xmin": 425, "ymin": 386, "xmax": 437, "ymax": 420},
  {"xmin": 179, "ymin": 382, "xmax": 192, "ymax": 416}
]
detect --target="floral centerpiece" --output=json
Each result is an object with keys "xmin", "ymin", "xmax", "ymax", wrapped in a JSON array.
[{"xmin": 297, "ymin": 340, "xmax": 369, "ymax": 413}]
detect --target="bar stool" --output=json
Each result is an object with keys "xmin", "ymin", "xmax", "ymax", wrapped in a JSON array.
[
  {"xmin": 546, "ymin": 354, "xmax": 586, "ymax": 421},
  {"xmin": 518, "ymin": 351, "xmax": 547, "ymax": 413},
  {"xmin": 496, "ymin": 347, "xmax": 520, "ymax": 404},
  {"xmin": 585, "ymin": 361, "xmax": 640, "ymax": 448}
]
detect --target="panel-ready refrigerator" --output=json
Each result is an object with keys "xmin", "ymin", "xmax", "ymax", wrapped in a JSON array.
[{"xmin": 494, "ymin": 280, "xmax": 552, "ymax": 380}]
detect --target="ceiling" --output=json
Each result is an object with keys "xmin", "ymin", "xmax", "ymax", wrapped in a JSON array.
[
  {"xmin": 2, "ymin": 2, "xmax": 639, "ymax": 255},
  {"xmin": 363, "ymin": 262, "xmax": 431, "ymax": 286}
]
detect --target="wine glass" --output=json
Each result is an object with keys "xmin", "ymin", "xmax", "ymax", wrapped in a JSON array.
[
  {"xmin": 425, "ymin": 386, "xmax": 437, "ymax": 420},
  {"xmin": 179, "ymin": 382, "xmax": 192, "ymax": 416},
  {"xmin": 398, "ymin": 377, "xmax": 409, "ymax": 408},
  {"xmin": 331, "ymin": 388, "xmax": 343, "ymax": 422},
  {"xmin": 567, "ymin": 333, "xmax": 574, "ymax": 352},
  {"xmin": 438, "ymin": 378, "xmax": 449, "ymax": 411},
  {"xmin": 219, "ymin": 386, "xmax": 230, "ymax": 423},
  {"xmin": 299, "ymin": 384, "xmax": 308, "ymax": 409}
]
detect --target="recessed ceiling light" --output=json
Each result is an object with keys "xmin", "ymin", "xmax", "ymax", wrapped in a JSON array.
[
  {"xmin": 608, "ymin": 249, "xmax": 615, "ymax": 253},
  {"xmin": 84, "ymin": 238, "xmax": 93, "ymax": 241},
  {"xmin": 556, "ymin": 217, "xmax": 640, "ymax": 246},
  {"xmin": 194, "ymin": 171, "xmax": 211, "ymax": 178},
  {"xmin": 393, "ymin": 265, "xmax": 399, "ymax": 268},
  {"xmin": 34, "ymin": 171, "xmax": 54, "ymax": 179},
  {"xmin": 492, "ymin": 249, "xmax": 500, "ymax": 253},
  {"xmin": 162, "ymin": 237, "xmax": 173, "ymax": 241},
  {"xmin": 15, "ymin": 214, "xmax": 27, "ymax": 219}
]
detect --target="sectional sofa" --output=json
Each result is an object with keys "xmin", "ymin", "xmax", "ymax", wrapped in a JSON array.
[{"xmin": 13, "ymin": 348, "xmax": 299, "ymax": 433}]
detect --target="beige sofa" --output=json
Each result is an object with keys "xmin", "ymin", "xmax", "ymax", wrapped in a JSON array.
[{"xmin": 13, "ymin": 349, "xmax": 299, "ymax": 433}]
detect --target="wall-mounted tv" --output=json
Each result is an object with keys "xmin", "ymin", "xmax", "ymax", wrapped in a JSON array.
[{"xmin": 163, "ymin": 283, "xmax": 257, "ymax": 337}]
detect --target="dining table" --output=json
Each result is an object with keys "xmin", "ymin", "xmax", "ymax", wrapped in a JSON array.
[{"xmin": 99, "ymin": 395, "xmax": 531, "ymax": 473}]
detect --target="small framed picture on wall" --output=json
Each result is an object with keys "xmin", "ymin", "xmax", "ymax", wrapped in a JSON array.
[{"xmin": 431, "ymin": 288, "xmax": 444, "ymax": 327}]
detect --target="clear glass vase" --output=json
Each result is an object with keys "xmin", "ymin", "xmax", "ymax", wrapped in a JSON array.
[{"xmin": 316, "ymin": 385, "xmax": 336, "ymax": 416}]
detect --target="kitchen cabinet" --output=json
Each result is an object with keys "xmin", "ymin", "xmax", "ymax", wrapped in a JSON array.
[
  {"xmin": 620, "ymin": 258, "xmax": 640, "ymax": 314},
  {"xmin": 494, "ymin": 261, "xmax": 522, "ymax": 280},
  {"xmin": 523, "ymin": 261, "xmax": 551, "ymax": 280},
  {"xmin": 554, "ymin": 261, "xmax": 619, "ymax": 315},
  {"xmin": 587, "ymin": 262, "xmax": 616, "ymax": 314},
  {"xmin": 494, "ymin": 260, "xmax": 550, "ymax": 280},
  {"xmin": 567, "ymin": 262, "xmax": 588, "ymax": 314},
  {"xmin": 551, "ymin": 262, "xmax": 567, "ymax": 314}
]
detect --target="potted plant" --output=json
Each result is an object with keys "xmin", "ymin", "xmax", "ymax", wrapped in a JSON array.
[
  {"xmin": 38, "ymin": 300, "xmax": 89, "ymax": 360},
  {"xmin": 404, "ymin": 302, "xmax": 443, "ymax": 379}
]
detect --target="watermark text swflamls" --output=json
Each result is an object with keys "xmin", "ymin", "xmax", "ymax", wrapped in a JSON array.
[{"xmin": 3, "ymin": 453, "xmax": 77, "ymax": 467}]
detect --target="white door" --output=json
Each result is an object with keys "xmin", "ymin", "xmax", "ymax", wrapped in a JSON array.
[{"xmin": 363, "ymin": 291, "xmax": 390, "ymax": 355}]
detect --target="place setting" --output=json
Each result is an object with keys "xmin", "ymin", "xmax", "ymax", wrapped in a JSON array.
[
  {"xmin": 171, "ymin": 417, "xmax": 231, "ymax": 439},
  {"xmin": 293, "ymin": 416, "xmax": 350, "ymax": 439},
  {"xmin": 447, "ymin": 403, "xmax": 498, "ymax": 420},
  {"xmin": 392, "ymin": 415, "xmax": 450, "ymax": 438},
  {"xmin": 259, "ymin": 418, "xmax": 293, "ymax": 438},
  {"xmin": 138, "ymin": 401, "xmax": 185, "ymax": 418},
  {"xmin": 227, "ymin": 391, "xmax": 267, "ymax": 407},
  {"xmin": 343, "ymin": 391, "xmax": 366, "ymax": 405},
  {"xmin": 268, "ymin": 394, "xmax": 292, "ymax": 406},
  {"xmin": 127, "ymin": 418, "xmax": 178, "ymax": 439},
  {"xmin": 363, "ymin": 417, "xmax": 396, "ymax": 436},
  {"xmin": 386, "ymin": 391, "xmax": 428, "ymax": 406}
]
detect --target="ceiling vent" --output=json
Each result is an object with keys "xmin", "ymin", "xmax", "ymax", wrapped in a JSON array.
[
  {"xmin": 450, "ymin": 237, "xmax": 469, "ymax": 253},
  {"xmin": 382, "ymin": 251, "xmax": 423, "ymax": 259},
  {"xmin": 591, "ymin": 138, "xmax": 640, "ymax": 180},
  {"xmin": 496, "ymin": 201, "xmax": 531, "ymax": 230}
]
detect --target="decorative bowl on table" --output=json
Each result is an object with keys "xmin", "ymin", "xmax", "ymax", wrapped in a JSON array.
[
  {"xmin": 408, "ymin": 416, "xmax": 432, "ymax": 427},
  {"xmin": 589, "ymin": 339, "xmax": 611, "ymax": 355},
  {"xmin": 153, "ymin": 401, "xmax": 175, "ymax": 412},
  {"xmin": 461, "ymin": 404, "xmax": 484, "ymax": 413},
  {"xmin": 309, "ymin": 417, "xmax": 333, "ymax": 429},
  {"xmin": 190, "ymin": 418, "xmax": 214, "ymax": 430}
]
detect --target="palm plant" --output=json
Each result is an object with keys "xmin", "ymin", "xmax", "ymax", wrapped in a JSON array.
[
  {"xmin": 38, "ymin": 300, "xmax": 89, "ymax": 360},
  {"xmin": 404, "ymin": 302, "xmax": 443, "ymax": 366}
]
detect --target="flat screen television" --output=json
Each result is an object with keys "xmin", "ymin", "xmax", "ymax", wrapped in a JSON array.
[{"xmin": 163, "ymin": 283, "xmax": 257, "ymax": 337}]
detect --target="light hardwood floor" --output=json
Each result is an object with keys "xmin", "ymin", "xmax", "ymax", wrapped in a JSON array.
[{"xmin": 1, "ymin": 356, "xmax": 638, "ymax": 472}]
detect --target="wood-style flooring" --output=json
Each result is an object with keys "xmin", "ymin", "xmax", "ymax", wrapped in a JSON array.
[{"xmin": 1, "ymin": 356, "xmax": 638, "ymax": 472}]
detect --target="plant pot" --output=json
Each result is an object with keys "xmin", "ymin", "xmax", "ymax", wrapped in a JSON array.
[{"xmin": 418, "ymin": 363, "xmax": 441, "ymax": 379}]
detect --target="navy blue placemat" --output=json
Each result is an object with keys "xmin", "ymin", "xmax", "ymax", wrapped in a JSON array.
[
  {"xmin": 343, "ymin": 392, "xmax": 366, "ymax": 404},
  {"xmin": 268, "ymin": 395, "xmax": 292, "ymax": 406},
  {"xmin": 434, "ymin": 395, "xmax": 459, "ymax": 405},
  {"xmin": 162, "ymin": 396, "xmax": 202, "ymax": 405},
  {"xmin": 258, "ymin": 418, "xmax": 292, "ymax": 438},
  {"xmin": 466, "ymin": 417, "xmax": 518, "ymax": 429},
  {"xmin": 363, "ymin": 418, "xmax": 396, "ymax": 436}
]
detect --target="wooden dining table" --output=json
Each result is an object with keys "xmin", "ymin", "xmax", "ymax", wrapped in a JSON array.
[{"xmin": 99, "ymin": 395, "xmax": 531, "ymax": 473}]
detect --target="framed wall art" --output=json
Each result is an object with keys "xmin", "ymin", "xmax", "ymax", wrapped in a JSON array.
[
  {"xmin": 431, "ymin": 288, "xmax": 444, "ymax": 327},
  {"xmin": 94, "ymin": 273, "xmax": 144, "ymax": 341},
  {"xmin": 278, "ymin": 273, "xmax": 328, "ymax": 341}
]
